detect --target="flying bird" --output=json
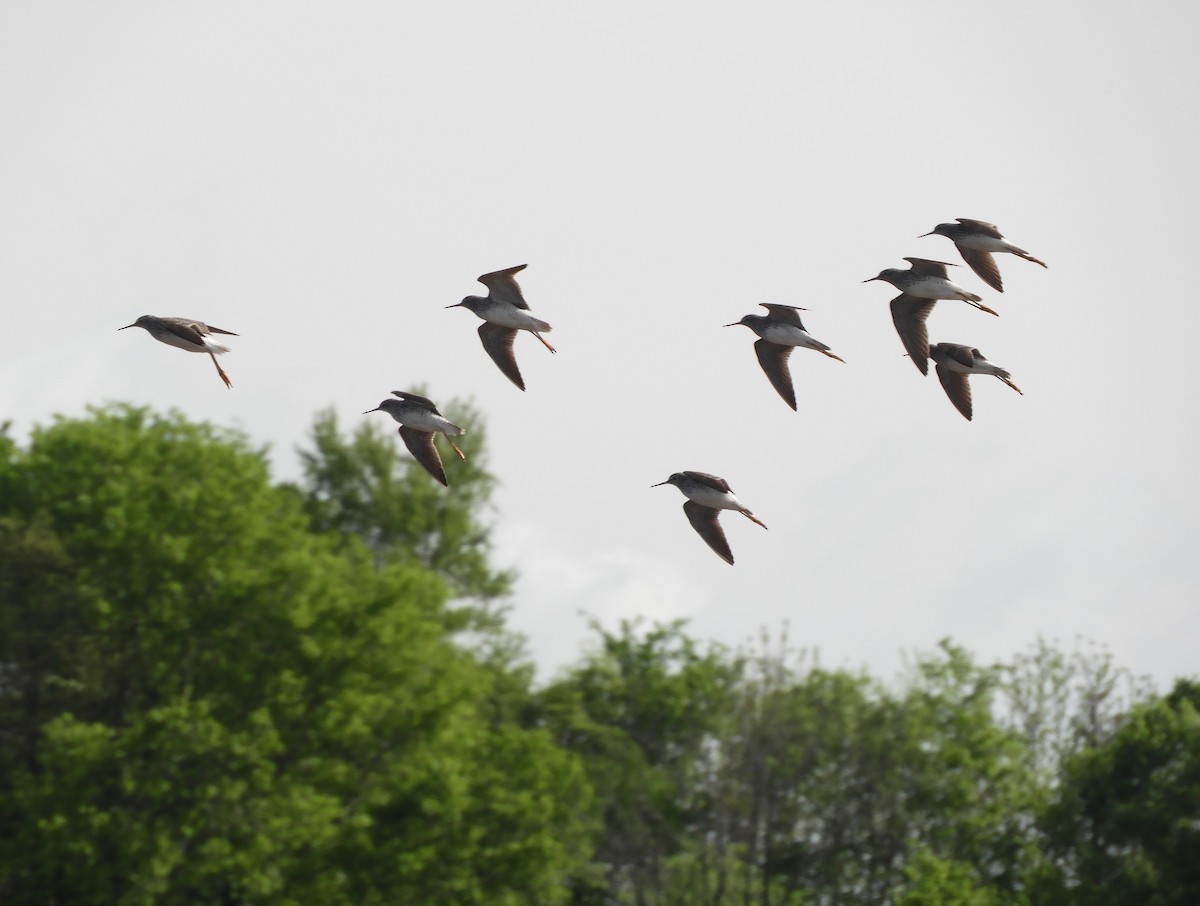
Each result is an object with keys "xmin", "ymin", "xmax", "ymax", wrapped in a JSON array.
[
  {"xmin": 119, "ymin": 315, "xmax": 237, "ymax": 388},
  {"xmin": 863, "ymin": 258, "xmax": 998, "ymax": 375},
  {"xmin": 929, "ymin": 342, "xmax": 1023, "ymax": 420},
  {"xmin": 447, "ymin": 264, "xmax": 554, "ymax": 390},
  {"xmin": 725, "ymin": 304, "xmax": 845, "ymax": 410},
  {"xmin": 363, "ymin": 391, "xmax": 466, "ymax": 486},
  {"xmin": 920, "ymin": 218, "xmax": 1047, "ymax": 292},
  {"xmin": 652, "ymin": 471, "xmax": 767, "ymax": 565}
]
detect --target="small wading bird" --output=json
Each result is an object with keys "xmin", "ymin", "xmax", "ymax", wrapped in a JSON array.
[
  {"xmin": 863, "ymin": 258, "xmax": 998, "ymax": 375},
  {"xmin": 652, "ymin": 471, "xmax": 767, "ymax": 565},
  {"xmin": 725, "ymin": 304, "xmax": 845, "ymax": 410},
  {"xmin": 119, "ymin": 315, "xmax": 237, "ymax": 388},
  {"xmin": 447, "ymin": 264, "xmax": 554, "ymax": 391},
  {"xmin": 929, "ymin": 342, "xmax": 1023, "ymax": 421},
  {"xmin": 920, "ymin": 218, "xmax": 1047, "ymax": 293},
  {"xmin": 364, "ymin": 391, "xmax": 466, "ymax": 486}
]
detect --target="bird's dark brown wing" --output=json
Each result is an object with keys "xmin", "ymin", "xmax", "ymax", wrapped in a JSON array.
[
  {"xmin": 935, "ymin": 364, "xmax": 973, "ymax": 421},
  {"xmin": 903, "ymin": 257, "xmax": 954, "ymax": 278},
  {"xmin": 399, "ymin": 425, "xmax": 449, "ymax": 486},
  {"xmin": 753, "ymin": 339, "xmax": 797, "ymax": 410},
  {"xmin": 890, "ymin": 294, "xmax": 937, "ymax": 375},
  {"xmin": 934, "ymin": 343, "xmax": 980, "ymax": 368},
  {"xmin": 681, "ymin": 471, "xmax": 732, "ymax": 493},
  {"xmin": 956, "ymin": 218, "xmax": 1004, "ymax": 238},
  {"xmin": 478, "ymin": 322, "xmax": 525, "ymax": 390},
  {"xmin": 157, "ymin": 318, "xmax": 210, "ymax": 346},
  {"xmin": 683, "ymin": 500, "xmax": 734, "ymax": 565},
  {"xmin": 758, "ymin": 303, "xmax": 807, "ymax": 329},
  {"xmin": 959, "ymin": 247, "xmax": 1004, "ymax": 292},
  {"xmin": 391, "ymin": 390, "xmax": 440, "ymax": 412},
  {"xmin": 203, "ymin": 325, "xmax": 239, "ymax": 336},
  {"xmin": 478, "ymin": 264, "xmax": 530, "ymax": 309}
]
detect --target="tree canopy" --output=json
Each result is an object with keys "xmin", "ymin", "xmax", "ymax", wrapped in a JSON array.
[{"xmin": 0, "ymin": 405, "xmax": 1191, "ymax": 905}]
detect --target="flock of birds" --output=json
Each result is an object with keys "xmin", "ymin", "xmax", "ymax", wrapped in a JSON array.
[{"xmin": 120, "ymin": 217, "xmax": 1047, "ymax": 565}]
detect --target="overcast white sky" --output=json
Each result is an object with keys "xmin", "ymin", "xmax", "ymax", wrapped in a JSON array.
[{"xmin": 2, "ymin": 2, "xmax": 1197, "ymax": 689}]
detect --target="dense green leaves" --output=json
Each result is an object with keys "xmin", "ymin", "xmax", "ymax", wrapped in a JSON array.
[
  {"xmin": 0, "ymin": 406, "xmax": 587, "ymax": 905},
  {"xmin": 0, "ymin": 407, "xmax": 1191, "ymax": 905}
]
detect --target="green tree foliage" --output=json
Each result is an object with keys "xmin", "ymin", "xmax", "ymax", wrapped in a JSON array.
[
  {"xmin": 537, "ymin": 619, "xmax": 743, "ymax": 904},
  {"xmin": 296, "ymin": 401, "xmax": 513, "ymax": 606},
  {"xmin": 0, "ymin": 405, "xmax": 588, "ymax": 905},
  {"xmin": 1, "ymin": 409, "xmax": 1193, "ymax": 906},
  {"xmin": 1038, "ymin": 679, "xmax": 1200, "ymax": 906}
]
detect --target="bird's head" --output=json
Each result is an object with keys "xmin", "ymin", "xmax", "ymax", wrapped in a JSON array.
[
  {"xmin": 919, "ymin": 223, "xmax": 955, "ymax": 239},
  {"xmin": 363, "ymin": 398, "xmax": 404, "ymax": 416},
  {"xmin": 863, "ymin": 269, "xmax": 899, "ymax": 285},
  {"xmin": 118, "ymin": 315, "xmax": 154, "ymax": 331},
  {"xmin": 651, "ymin": 473, "xmax": 686, "ymax": 489}
]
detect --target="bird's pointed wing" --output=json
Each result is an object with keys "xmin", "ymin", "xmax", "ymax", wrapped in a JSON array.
[
  {"xmin": 758, "ymin": 303, "xmax": 807, "ymax": 329},
  {"xmin": 936, "ymin": 343, "xmax": 980, "ymax": 369},
  {"xmin": 753, "ymin": 339, "xmax": 797, "ymax": 410},
  {"xmin": 683, "ymin": 500, "xmax": 734, "ymax": 565},
  {"xmin": 959, "ymin": 247, "xmax": 1004, "ymax": 292},
  {"xmin": 956, "ymin": 218, "xmax": 1003, "ymax": 238},
  {"xmin": 478, "ymin": 322, "xmax": 525, "ymax": 390},
  {"xmin": 478, "ymin": 264, "xmax": 530, "ymax": 309},
  {"xmin": 399, "ymin": 425, "xmax": 449, "ymax": 486},
  {"xmin": 681, "ymin": 471, "xmax": 732, "ymax": 493},
  {"xmin": 391, "ymin": 390, "xmax": 439, "ymax": 412},
  {"xmin": 903, "ymin": 257, "xmax": 954, "ymax": 278},
  {"xmin": 203, "ymin": 325, "xmax": 239, "ymax": 336},
  {"xmin": 890, "ymin": 294, "xmax": 937, "ymax": 375},
  {"xmin": 935, "ymin": 364, "xmax": 973, "ymax": 420},
  {"xmin": 156, "ymin": 319, "xmax": 210, "ymax": 346}
]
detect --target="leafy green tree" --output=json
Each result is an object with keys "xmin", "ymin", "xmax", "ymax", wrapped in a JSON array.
[
  {"xmin": 0, "ymin": 405, "xmax": 589, "ymax": 905},
  {"xmin": 538, "ymin": 619, "xmax": 743, "ymax": 905},
  {"xmin": 1038, "ymin": 680, "xmax": 1200, "ymax": 906},
  {"xmin": 296, "ymin": 400, "xmax": 512, "ymax": 607}
]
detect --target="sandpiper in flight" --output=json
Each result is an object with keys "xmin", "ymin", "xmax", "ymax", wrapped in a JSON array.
[
  {"xmin": 119, "ymin": 315, "xmax": 237, "ymax": 388},
  {"xmin": 863, "ymin": 258, "xmax": 998, "ymax": 375},
  {"xmin": 363, "ymin": 391, "xmax": 466, "ymax": 486},
  {"xmin": 652, "ymin": 471, "xmax": 768, "ymax": 565},
  {"xmin": 725, "ymin": 304, "xmax": 845, "ymax": 410},
  {"xmin": 920, "ymin": 219, "xmax": 1047, "ymax": 293},
  {"xmin": 929, "ymin": 343, "xmax": 1023, "ymax": 421},
  {"xmin": 447, "ymin": 264, "xmax": 555, "ymax": 391}
]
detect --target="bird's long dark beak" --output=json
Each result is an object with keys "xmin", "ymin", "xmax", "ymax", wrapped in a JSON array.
[
  {"xmin": 118, "ymin": 324, "xmax": 135, "ymax": 330},
  {"xmin": 363, "ymin": 407, "xmax": 381, "ymax": 414},
  {"xmin": 650, "ymin": 480, "xmax": 669, "ymax": 488},
  {"xmin": 861, "ymin": 276, "xmax": 881, "ymax": 283},
  {"xmin": 444, "ymin": 302, "xmax": 462, "ymax": 309},
  {"xmin": 917, "ymin": 231, "xmax": 935, "ymax": 237},
  {"xmin": 723, "ymin": 322, "xmax": 741, "ymax": 328}
]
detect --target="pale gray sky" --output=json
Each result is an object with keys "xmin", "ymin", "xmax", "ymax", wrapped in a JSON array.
[{"xmin": 3, "ymin": 2, "xmax": 1197, "ymax": 687}]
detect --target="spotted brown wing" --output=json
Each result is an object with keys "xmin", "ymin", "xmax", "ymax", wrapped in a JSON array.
[
  {"xmin": 683, "ymin": 500, "xmax": 734, "ymax": 565},
  {"xmin": 758, "ymin": 303, "xmax": 807, "ymax": 329},
  {"xmin": 956, "ymin": 218, "xmax": 1004, "ymax": 238},
  {"xmin": 391, "ymin": 390, "xmax": 440, "ymax": 413},
  {"xmin": 398, "ymin": 425, "xmax": 449, "ymax": 486},
  {"xmin": 934, "ymin": 343, "xmax": 981, "ymax": 369},
  {"xmin": 902, "ymin": 257, "xmax": 955, "ymax": 279},
  {"xmin": 935, "ymin": 364, "xmax": 973, "ymax": 421},
  {"xmin": 680, "ymin": 471, "xmax": 732, "ymax": 493},
  {"xmin": 753, "ymin": 339, "xmax": 797, "ymax": 410},
  {"xmin": 478, "ymin": 264, "xmax": 530, "ymax": 309},
  {"xmin": 958, "ymin": 247, "xmax": 1004, "ymax": 292},
  {"xmin": 889, "ymin": 294, "xmax": 937, "ymax": 375},
  {"xmin": 478, "ymin": 322, "xmax": 525, "ymax": 390}
]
